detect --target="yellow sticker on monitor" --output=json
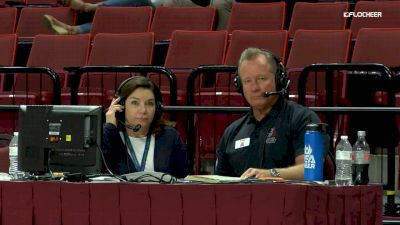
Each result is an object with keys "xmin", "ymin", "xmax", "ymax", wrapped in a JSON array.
[{"xmin": 66, "ymin": 135, "xmax": 72, "ymax": 142}]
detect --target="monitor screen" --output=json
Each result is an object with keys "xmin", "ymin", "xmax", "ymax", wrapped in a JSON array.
[{"xmin": 18, "ymin": 105, "xmax": 103, "ymax": 175}]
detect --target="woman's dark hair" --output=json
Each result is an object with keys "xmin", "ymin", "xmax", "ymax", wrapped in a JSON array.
[{"xmin": 114, "ymin": 76, "xmax": 165, "ymax": 135}]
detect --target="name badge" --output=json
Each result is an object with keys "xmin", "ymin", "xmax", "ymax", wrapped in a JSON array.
[{"xmin": 235, "ymin": 137, "xmax": 250, "ymax": 149}]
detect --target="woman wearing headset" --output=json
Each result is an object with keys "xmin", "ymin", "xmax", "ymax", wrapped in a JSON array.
[{"xmin": 102, "ymin": 76, "xmax": 188, "ymax": 178}]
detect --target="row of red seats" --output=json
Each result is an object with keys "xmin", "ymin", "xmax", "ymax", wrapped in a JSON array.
[
  {"xmin": 1, "ymin": 27, "xmax": 399, "ymax": 133},
  {"xmin": 0, "ymin": 6, "xmax": 215, "ymax": 41},
  {"xmin": 1, "ymin": 27, "xmax": 400, "ymax": 107},
  {"xmin": 0, "ymin": 0, "xmax": 101, "ymax": 6},
  {"xmin": 1, "ymin": 1, "xmax": 400, "ymax": 41}
]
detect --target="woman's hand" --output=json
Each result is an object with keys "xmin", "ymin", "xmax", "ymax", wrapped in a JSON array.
[{"xmin": 105, "ymin": 97, "xmax": 124, "ymax": 126}]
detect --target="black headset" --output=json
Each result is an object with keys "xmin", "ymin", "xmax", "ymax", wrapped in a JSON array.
[
  {"xmin": 114, "ymin": 76, "xmax": 164, "ymax": 124},
  {"xmin": 233, "ymin": 49, "xmax": 288, "ymax": 95}
]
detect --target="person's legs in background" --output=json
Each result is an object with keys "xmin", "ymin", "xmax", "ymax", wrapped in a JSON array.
[
  {"xmin": 42, "ymin": 0, "xmax": 235, "ymax": 34},
  {"xmin": 65, "ymin": 0, "xmax": 153, "ymax": 11},
  {"xmin": 63, "ymin": 0, "xmax": 98, "ymax": 12},
  {"xmin": 160, "ymin": 0, "xmax": 196, "ymax": 7},
  {"xmin": 160, "ymin": 0, "xmax": 235, "ymax": 30},
  {"xmin": 42, "ymin": 15, "xmax": 79, "ymax": 34},
  {"xmin": 43, "ymin": 14, "xmax": 93, "ymax": 34},
  {"xmin": 99, "ymin": 0, "xmax": 153, "ymax": 7},
  {"xmin": 43, "ymin": 0, "xmax": 153, "ymax": 34},
  {"xmin": 210, "ymin": 0, "xmax": 235, "ymax": 30}
]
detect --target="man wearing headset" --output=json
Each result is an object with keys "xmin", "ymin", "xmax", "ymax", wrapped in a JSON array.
[{"xmin": 215, "ymin": 48, "xmax": 323, "ymax": 180}]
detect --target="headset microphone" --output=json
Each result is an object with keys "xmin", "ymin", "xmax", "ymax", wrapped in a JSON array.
[
  {"xmin": 262, "ymin": 89, "xmax": 286, "ymax": 97},
  {"xmin": 125, "ymin": 124, "xmax": 141, "ymax": 132},
  {"xmin": 262, "ymin": 80, "xmax": 291, "ymax": 98}
]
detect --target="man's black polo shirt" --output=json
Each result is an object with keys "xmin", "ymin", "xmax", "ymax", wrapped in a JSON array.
[{"xmin": 215, "ymin": 98, "xmax": 321, "ymax": 177}]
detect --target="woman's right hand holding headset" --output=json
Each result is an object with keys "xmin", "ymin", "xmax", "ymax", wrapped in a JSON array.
[{"xmin": 106, "ymin": 97, "xmax": 124, "ymax": 126}]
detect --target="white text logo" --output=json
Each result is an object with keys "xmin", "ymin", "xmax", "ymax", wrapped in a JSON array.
[
  {"xmin": 343, "ymin": 12, "xmax": 382, "ymax": 18},
  {"xmin": 304, "ymin": 144, "xmax": 315, "ymax": 169}
]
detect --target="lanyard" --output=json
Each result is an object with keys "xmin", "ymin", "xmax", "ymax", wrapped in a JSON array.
[{"xmin": 124, "ymin": 132, "xmax": 151, "ymax": 172}]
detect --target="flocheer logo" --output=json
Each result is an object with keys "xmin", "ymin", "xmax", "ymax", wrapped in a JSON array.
[
  {"xmin": 304, "ymin": 144, "xmax": 315, "ymax": 169},
  {"xmin": 343, "ymin": 11, "xmax": 382, "ymax": 18}
]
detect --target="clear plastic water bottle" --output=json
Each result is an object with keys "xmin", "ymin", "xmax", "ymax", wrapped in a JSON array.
[
  {"xmin": 352, "ymin": 131, "xmax": 370, "ymax": 185},
  {"xmin": 8, "ymin": 132, "xmax": 24, "ymax": 180},
  {"xmin": 335, "ymin": 135, "xmax": 353, "ymax": 186}
]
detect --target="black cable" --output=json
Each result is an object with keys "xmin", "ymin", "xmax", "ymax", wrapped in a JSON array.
[
  {"xmin": 127, "ymin": 173, "xmax": 176, "ymax": 184},
  {"xmin": 96, "ymin": 145, "xmax": 126, "ymax": 182}
]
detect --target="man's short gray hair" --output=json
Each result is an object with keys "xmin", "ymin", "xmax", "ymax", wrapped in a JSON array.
[{"xmin": 238, "ymin": 48, "xmax": 278, "ymax": 75}]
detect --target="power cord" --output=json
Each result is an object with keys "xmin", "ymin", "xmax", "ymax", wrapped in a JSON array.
[
  {"xmin": 96, "ymin": 145, "xmax": 126, "ymax": 182},
  {"xmin": 127, "ymin": 173, "xmax": 176, "ymax": 184}
]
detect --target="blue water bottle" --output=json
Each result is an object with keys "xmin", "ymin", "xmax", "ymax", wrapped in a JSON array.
[{"xmin": 304, "ymin": 123, "xmax": 327, "ymax": 182}]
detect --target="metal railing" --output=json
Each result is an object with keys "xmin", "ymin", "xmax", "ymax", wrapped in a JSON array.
[
  {"xmin": 71, "ymin": 65, "xmax": 178, "ymax": 106},
  {"xmin": 0, "ymin": 66, "xmax": 61, "ymax": 105}
]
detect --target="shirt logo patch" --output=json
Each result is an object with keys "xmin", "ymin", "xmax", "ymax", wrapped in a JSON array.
[{"xmin": 265, "ymin": 128, "xmax": 277, "ymax": 144}]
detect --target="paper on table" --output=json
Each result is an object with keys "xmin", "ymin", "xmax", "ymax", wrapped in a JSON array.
[
  {"xmin": 184, "ymin": 175, "xmax": 243, "ymax": 183},
  {"xmin": 0, "ymin": 172, "xmax": 11, "ymax": 181}
]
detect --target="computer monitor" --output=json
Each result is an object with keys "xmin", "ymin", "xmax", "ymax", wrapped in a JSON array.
[{"xmin": 18, "ymin": 105, "xmax": 103, "ymax": 175}]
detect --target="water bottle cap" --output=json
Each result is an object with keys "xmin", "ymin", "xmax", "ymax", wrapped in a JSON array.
[
  {"xmin": 306, "ymin": 123, "xmax": 328, "ymax": 133},
  {"xmin": 340, "ymin": 135, "xmax": 348, "ymax": 140},
  {"xmin": 357, "ymin": 131, "xmax": 366, "ymax": 137},
  {"xmin": 13, "ymin": 132, "xmax": 18, "ymax": 136}
]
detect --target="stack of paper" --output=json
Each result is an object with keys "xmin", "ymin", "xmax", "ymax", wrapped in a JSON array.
[{"xmin": 184, "ymin": 175, "xmax": 243, "ymax": 183}]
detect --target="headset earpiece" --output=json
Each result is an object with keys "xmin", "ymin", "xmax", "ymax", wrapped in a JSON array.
[
  {"xmin": 233, "ymin": 71, "xmax": 243, "ymax": 94},
  {"xmin": 275, "ymin": 61, "xmax": 288, "ymax": 91},
  {"xmin": 154, "ymin": 99, "xmax": 164, "ymax": 121}
]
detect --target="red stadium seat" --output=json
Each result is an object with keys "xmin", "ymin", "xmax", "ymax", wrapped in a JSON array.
[
  {"xmin": 0, "ymin": 93, "xmax": 39, "ymax": 134},
  {"xmin": 90, "ymin": 6, "xmax": 153, "ymax": 37},
  {"xmin": 350, "ymin": 28, "xmax": 400, "ymax": 150},
  {"xmin": 165, "ymin": 30, "xmax": 227, "ymax": 69},
  {"xmin": 16, "ymin": 7, "xmax": 75, "ymax": 41},
  {"xmin": 76, "ymin": 32, "xmax": 155, "ymax": 107},
  {"xmin": 0, "ymin": 35, "xmax": 27, "ymax": 134},
  {"xmin": 193, "ymin": 91, "xmax": 246, "ymax": 174},
  {"xmin": 351, "ymin": 28, "xmax": 400, "ymax": 68},
  {"xmin": 160, "ymin": 30, "xmax": 227, "ymax": 145},
  {"xmin": 150, "ymin": 6, "xmax": 216, "ymax": 42},
  {"xmin": 286, "ymin": 29, "xmax": 351, "ymax": 106},
  {"xmin": 226, "ymin": 2, "xmax": 286, "ymax": 34},
  {"xmin": 162, "ymin": 30, "xmax": 227, "ymax": 105},
  {"xmin": 288, "ymin": 2, "xmax": 349, "ymax": 39},
  {"xmin": 0, "ymin": 34, "xmax": 17, "ymax": 68},
  {"xmin": 16, "ymin": 34, "xmax": 90, "ymax": 104},
  {"xmin": 0, "ymin": 7, "xmax": 17, "ymax": 34},
  {"xmin": 25, "ymin": 0, "xmax": 58, "ymax": 6},
  {"xmin": 88, "ymin": 32, "xmax": 154, "ymax": 66},
  {"xmin": 27, "ymin": 34, "xmax": 90, "ymax": 71},
  {"xmin": 351, "ymin": 28, "xmax": 400, "ymax": 106},
  {"xmin": 350, "ymin": 1, "xmax": 400, "ymax": 39},
  {"xmin": 224, "ymin": 30, "xmax": 288, "ymax": 65}
]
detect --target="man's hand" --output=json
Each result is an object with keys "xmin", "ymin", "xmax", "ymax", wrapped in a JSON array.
[
  {"xmin": 240, "ymin": 156, "xmax": 305, "ymax": 180},
  {"xmin": 240, "ymin": 168, "xmax": 271, "ymax": 179}
]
